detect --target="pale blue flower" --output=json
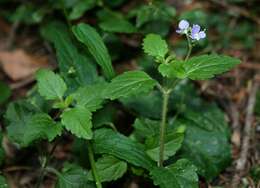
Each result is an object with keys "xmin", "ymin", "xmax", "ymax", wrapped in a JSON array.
[
  {"xmin": 176, "ymin": 20, "xmax": 189, "ymax": 34},
  {"xmin": 190, "ymin": 24, "xmax": 206, "ymax": 41}
]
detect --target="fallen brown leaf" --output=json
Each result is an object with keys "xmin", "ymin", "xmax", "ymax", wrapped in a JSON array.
[{"xmin": 0, "ymin": 49, "xmax": 50, "ymax": 81}]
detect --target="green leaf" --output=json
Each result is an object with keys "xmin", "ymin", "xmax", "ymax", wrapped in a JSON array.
[
  {"xmin": 36, "ymin": 69, "xmax": 67, "ymax": 100},
  {"xmin": 158, "ymin": 60, "xmax": 186, "ymax": 79},
  {"xmin": 0, "ymin": 132, "xmax": 5, "ymax": 166},
  {"xmin": 178, "ymin": 104, "xmax": 231, "ymax": 181},
  {"xmin": 98, "ymin": 10, "xmax": 136, "ymax": 33},
  {"xmin": 142, "ymin": 34, "xmax": 168, "ymax": 60},
  {"xmin": 72, "ymin": 23, "xmax": 115, "ymax": 79},
  {"xmin": 0, "ymin": 175, "xmax": 8, "ymax": 188},
  {"xmin": 88, "ymin": 155, "xmax": 127, "ymax": 182},
  {"xmin": 55, "ymin": 163, "xmax": 93, "ymax": 188},
  {"xmin": 184, "ymin": 54, "xmax": 241, "ymax": 80},
  {"xmin": 93, "ymin": 128, "xmax": 155, "ymax": 170},
  {"xmin": 150, "ymin": 159, "xmax": 198, "ymax": 188},
  {"xmin": 132, "ymin": 118, "xmax": 159, "ymax": 141},
  {"xmin": 61, "ymin": 106, "xmax": 93, "ymax": 139},
  {"xmin": 7, "ymin": 113, "xmax": 62, "ymax": 147},
  {"xmin": 0, "ymin": 81, "xmax": 11, "ymax": 104},
  {"xmin": 69, "ymin": 0, "xmax": 96, "ymax": 20},
  {"xmin": 103, "ymin": 71, "xmax": 156, "ymax": 100},
  {"xmin": 145, "ymin": 132, "xmax": 184, "ymax": 162},
  {"xmin": 40, "ymin": 22, "xmax": 99, "ymax": 88},
  {"xmin": 72, "ymin": 83, "xmax": 107, "ymax": 112}
]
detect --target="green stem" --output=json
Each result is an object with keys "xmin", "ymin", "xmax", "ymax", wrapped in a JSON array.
[
  {"xmin": 87, "ymin": 141, "xmax": 102, "ymax": 188},
  {"xmin": 158, "ymin": 90, "xmax": 170, "ymax": 167},
  {"xmin": 185, "ymin": 34, "xmax": 193, "ymax": 61}
]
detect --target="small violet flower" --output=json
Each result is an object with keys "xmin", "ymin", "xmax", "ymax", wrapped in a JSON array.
[
  {"xmin": 176, "ymin": 20, "xmax": 189, "ymax": 34},
  {"xmin": 190, "ymin": 24, "xmax": 206, "ymax": 41},
  {"xmin": 176, "ymin": 20, "xmax": 206, "ymax": 41}
]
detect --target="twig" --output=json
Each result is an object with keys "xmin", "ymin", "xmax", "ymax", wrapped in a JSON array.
[{"xmin": 232, "ymin": 81, "xmax": 259, "ymax": 187}]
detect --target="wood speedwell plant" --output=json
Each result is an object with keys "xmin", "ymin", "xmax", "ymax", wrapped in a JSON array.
[{"xmin": 3, "ymin": 19, "xmax": 240, "ymax": 188}]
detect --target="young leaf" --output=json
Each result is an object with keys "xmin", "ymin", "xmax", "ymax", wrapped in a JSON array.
[
  {"xmin": 61, "ymin": 106, "xmax": 93, "ymax": 139},
  {"xmin": 142, "ymin": 34, "xmax": 168, "ymax": 60},
  {"xmin": 36, "ymin": 69, "xmax": 67, "ymax": 100},
  {"xmin": 87, "ymin": 155, "xmax": 127, "ymax": 182},
  {"xmin": 158, "ymin": 60, "xmax": 186, "ymax": 79},
  {"xmin": 150, "ymin": 159, "xmax": 198, "ymax": 188},
  {"xmin": 72, "ymin": 23, "xmax": 115, "ymax": 79},
  {"xmin": 145, "ymin": 132, "xmax": 184, "ymax": 162},
  {"xmin": 184, "ymin": 54, "xmax": 241, "ymax": 80},
  {"xmin": 55, "ymin": 163, "xmax": 94, "ymax": 188},
  {"xmin": 72, "ymin": 83, "xmax": 107, "ymax": 112},
  {"xmin": 93, "ymin": 128, "xmax": 155, "ymax": 170},
  {"xmin": 69, "ymin": 0, "xmax": 96, "ymax": 20},
  {"xmin": 103, "ymin": 71, "xmax": 156, "ymax": 100},
  {"xmin": 7, "ymin": 113, "xmax": 62, "ymax": 147}
]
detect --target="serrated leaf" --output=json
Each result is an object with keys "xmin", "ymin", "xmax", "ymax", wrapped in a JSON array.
[
  {"xmin": 103, "ymin": 71, "xmax": 156, "ymax": 100},
  {"xmin": 150, "ymin": 159, "xmax": 198, "ymax": 188},
  {"xmin": 72, "ymin": 83, "xmax": 107, "ymax": 112},
  {"xmin": 142, "ymin": 34, "xmax": 168, "ymax": 59},
  {"xmin": 55, "ymin": 163, "xmax": 93, "ymax": 188},
  {"xmin": 72, "ymin": 23, "xmax": 115, "ymax": 79},
  {"xmin": 61, "ymin": 106, "xmax": 93, "ymax": 139},
  {"xmin": 184, "ymin": 54, "xmax": 241, "ymax": 80},
  {"xmin": 36, "ymin": 69, "xmax": 67, "ymax": 100},
  {"xmin": 132, "ymin": 118, "xmax": 159, "ymax": 141},
  {"xmin": 40, "ymin": 22, "xmax": 99, "ymax": 88},
  {"xmin": 7, "ymin": 113, "xmax": 62, "ymax": 147},
  {"xmin": 158, "ymin": 61, "xmax": 186, "ymax": 79},
  {"xmin": 93, "ymin": 128, "xmax": 155, "ymax": 170},
  {"xmin": 145, "ymin": 132, "xmax": 184, "ymax": 162},
  {"xmin": 88, "ymin": 155, "xmax": 127, "ymax": 182},
  {"xmin": 0, "ymin": 175, "xmax": 9, "ymax": 188}
]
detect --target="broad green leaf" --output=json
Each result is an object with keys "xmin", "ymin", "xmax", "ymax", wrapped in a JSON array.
[
  {"xmin": 184, "ymin": 54, "xmax": 241, "ymax": 80},
  {"xmin": 55, "ymin": 163, "xmax": 94, "ymax": 188},
  {"xmin": 103, "ymin": 71, "xmax": 156, "ymax": 100},
  {"xmin": 132, "ymin": 118, "xmax": 159, "ymax": 141},
  {"xmin": 72, "ymin": 83, "xmax": 107, "ymax": 112},
  {"xmin": 7, "ymin": 113, "xmax": 62, "ymax": 147},
  {"xmin": 88, "ymin": 155, "xmax": 127, "ymax": 182},
  {"xmin": 0, "ymin": 81, "xmax": 11, "ymax": 104},
  {"xmin": 158, "ymin": 60, "xmax": 186, "ymax": 79},
  {"xmin": 145, "ymin": 132, "xmax": 184, "ymax": 162},
  {"xmin": 120, "ymin": 90, "xmax": 162, "ymax": 119},
  {"xmin": 69, "ymin": 0, "xmax": 96, "ymax": 20},
  {"xmin": 93, "ymin": 128, "xmax": 155, "ymax": 170},
  {"xmin": 36, "ymin": 69, "xmax": 67, "ymax": 100},
  {"xmin": 98, "ymin": 10, "xmax": 136, "ymax": 33},
  {"xmin": 178, "ymin": 104, "xmax": 231, "ymax": 181},
  {"xmin": 150, "ymin": 159, "xmax": 198, "ymax": 188},
  {"xmin": 142, "ymin": 34, "xmax": 168, "ymax": 60},
  {"xmin": 40, "ymin": 22, "xmax": 99, "ymax": 88},
  {"xmin": 72, "ymin": 23, "xmax": 115, "ymax": 79},
  {"xmin": 61, "ymin": 106, "xmax": 93, "ymax": 139},
  {"xmin": 0, "ymin": 175, "xmax": 8, "ymax": 188}
]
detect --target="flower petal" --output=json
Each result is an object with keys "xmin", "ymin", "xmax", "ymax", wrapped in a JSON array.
[
  {"xmin": 199, "ymin": 31, "xmax": 206, "ymax": 39},
  {"xmin": 178, "ymin": 20, "xmax": 189, "ymax": 30},
  {"xmin": 191, "ymin": 24, "xmax": 200, "ymax": 34}
]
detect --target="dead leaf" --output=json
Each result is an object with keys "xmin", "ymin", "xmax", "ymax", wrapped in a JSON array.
[{"xmin": 0, "ymin": 49, "xmax": 50, "ymax": 81}]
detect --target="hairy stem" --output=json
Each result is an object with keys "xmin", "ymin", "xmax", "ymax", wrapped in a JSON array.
[
  {"xmin": 158, "ymin": 90, "xmax": 170, "ymax": 167},
  {"xmin": 185, "ymin": 34, "xmax": 193, "ymax": 61},
  {"xmin": 87, "ymin": 141, "xmax": 102, "ymax": 188}
]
